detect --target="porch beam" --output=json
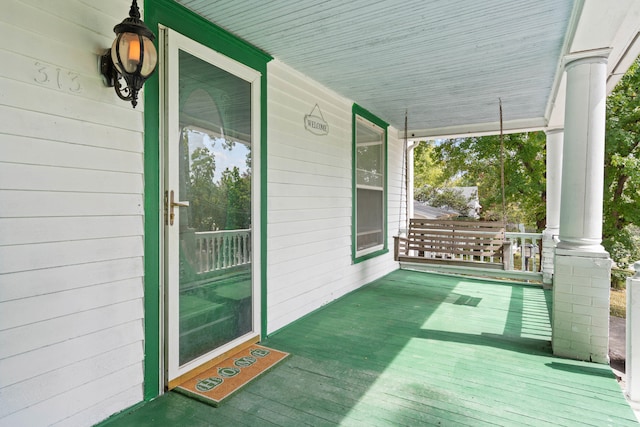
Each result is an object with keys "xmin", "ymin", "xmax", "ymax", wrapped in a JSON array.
[
  {"xmin": 552, "ymin": 48, "xmax": 612, "ymax": 364},
  {"xmin": 402, "ymin": 117, "xmax": 547, "ymax": 140}
]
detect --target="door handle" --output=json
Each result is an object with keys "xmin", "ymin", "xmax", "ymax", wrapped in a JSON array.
[{"xmin": 168, "ymin": 190, "xmax": 189, "ymax": 225}]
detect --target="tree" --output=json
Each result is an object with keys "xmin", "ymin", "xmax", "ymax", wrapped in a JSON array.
[
  {"xmin": 219, "ymin": 166, "xmax": 251, "ymax": 230},
  {"xmin": 432, "ymin": 132, "xmax": 547, "ymax": 230},
  {"xmin": 188, "ymin": 146, "xmax": 217, "ymax": 231},
  {"xmin": 603, "ymin": 57, "xmax": 640, "ymax": 268},
  {"xmin": 413, "ymin": 141, "xmax": 473, "ymax": 214},
  {"xmin": 186, "ymin": 141, "xmax": 252, "ymax": 232},
  {"xmin": 413, "ymin": 141, "xmax": 446, "ymax": 189}
]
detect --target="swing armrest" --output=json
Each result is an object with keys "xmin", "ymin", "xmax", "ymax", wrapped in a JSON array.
[{"xmin": 394, "ymin": 236, "xmax": 409, "ymax": 261}]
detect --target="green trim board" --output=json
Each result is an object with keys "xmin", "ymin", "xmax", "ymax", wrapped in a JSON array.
[
  {"xmin": 143, "ymin": 0, "xmax": 271, "ymax": 400},
  {"xmin": 260, "ymin": 64, "xmax": 268, "ymax": 342},
  {"xmin": 142, "ymin": 0, "xmax": 161, "ymax": 400},
  {"xmin": 351, "ymin": 103, "xmax": 389, "ymax": 264}
]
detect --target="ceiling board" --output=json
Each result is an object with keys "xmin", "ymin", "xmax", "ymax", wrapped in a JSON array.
[{"xmin": 173, "ymin": 0, "xmax": 578, "ymax": 134}]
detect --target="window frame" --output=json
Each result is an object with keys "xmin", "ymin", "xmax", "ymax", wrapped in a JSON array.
[{"xmin": 352, "ymin": 104, "xmax": 388, "ymax": 263}]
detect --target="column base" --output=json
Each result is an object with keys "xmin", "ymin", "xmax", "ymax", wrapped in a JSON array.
[
  {"xmin": 626, "ymin": 266, "xmax": 640, "ymax": 401},
  {"xmin": 542, "ymin": 229, "xmax": 558, "ymax": 289},
  {"xmin": 556, "ymin": 243, "xmax": 608, "ymax": 257},
  {"xmin": 552, "ymin": 248, "xmax": 612, "ymax": 364}
]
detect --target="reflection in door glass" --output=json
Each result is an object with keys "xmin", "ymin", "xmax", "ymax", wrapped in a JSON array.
[{"xmin": 178, "ymin": 50, "xmax": 252, "ymax": 365}]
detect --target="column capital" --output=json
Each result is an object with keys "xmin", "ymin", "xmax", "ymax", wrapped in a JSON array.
[{"xmin": 564, "ymin": 48, "xmax": 612, "ymax": 70}]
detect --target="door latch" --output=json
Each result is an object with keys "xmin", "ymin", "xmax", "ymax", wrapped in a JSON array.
[{"xmin": 166, "ymin": 190, "xmax": 189, "ymax": 226}]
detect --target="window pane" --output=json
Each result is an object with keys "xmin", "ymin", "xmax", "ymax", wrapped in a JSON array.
[
  {"xmin": 356, "ymin": 144, "xmax": 383, "ymax": 187},
  {"xmin": 357, "ymin": 188, "xmax": 383, "ymax": 250},
  {"xmin": 357, "ymin": 118, "xmax": 383, "ymax": 145}
]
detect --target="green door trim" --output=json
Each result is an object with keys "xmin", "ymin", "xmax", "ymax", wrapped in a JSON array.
[{"xmin": 143, "ymin": 0, "xmax": 271, "ymax": 400}]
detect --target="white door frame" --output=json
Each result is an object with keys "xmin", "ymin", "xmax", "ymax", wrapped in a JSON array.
[{"xmin": 161, "ymin": 27, "xmax": 262, "ymax": 383}]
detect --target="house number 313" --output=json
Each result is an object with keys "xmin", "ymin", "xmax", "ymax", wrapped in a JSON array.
[{"xmin": 34, "ymin": 62, "xmax": 82, "ymax": 93}]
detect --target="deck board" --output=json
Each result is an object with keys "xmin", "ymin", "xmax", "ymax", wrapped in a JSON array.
[{"xmin": 102, "ymin": 270, "xmax": 638, "ymax": 426}]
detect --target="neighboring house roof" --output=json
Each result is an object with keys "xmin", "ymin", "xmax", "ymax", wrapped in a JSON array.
[
  {"xmin": 416, "ymin": 186, "xmax": 480, "ymax": 219},
  {"xmin": 413, "ymin": 202, "xmax": 459, "ymax": 219}
]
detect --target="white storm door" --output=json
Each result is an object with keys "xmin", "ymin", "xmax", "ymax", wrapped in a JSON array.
[{"xmin": 164, "ymin": 28, "xmax": 262, "ymax": 383}]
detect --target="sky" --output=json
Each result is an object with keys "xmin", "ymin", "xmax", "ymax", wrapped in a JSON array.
[{"xmin": 186, "ymin": 128, "xmax": 251, "ymax": 182}]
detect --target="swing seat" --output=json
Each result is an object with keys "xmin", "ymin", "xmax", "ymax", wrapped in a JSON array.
[{"xmin": 394, "ymin": 219, "xmax": 511, "ymax": 270}]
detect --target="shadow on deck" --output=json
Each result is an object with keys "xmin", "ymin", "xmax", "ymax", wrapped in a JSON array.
[{"xmin": 103, "ymin": 270, "xmax": 637, "ymax": 426}]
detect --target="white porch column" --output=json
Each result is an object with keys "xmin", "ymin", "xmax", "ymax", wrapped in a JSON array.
[
  {"xmin": 542, "ymin": 129, "xmax": 563, "ymax": 288},
  {"xmin": 552, "ymin": 49, "xmax": 612, "ymax": 364},
  {"xmin": 627, "ymin": 262, "xmax": 640, "ymax": 402}
]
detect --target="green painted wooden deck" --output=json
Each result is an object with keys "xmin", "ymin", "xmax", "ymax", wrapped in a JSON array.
[{"xmin": 104, "ymin": 270, "xmax": 638, "ymax": 426}]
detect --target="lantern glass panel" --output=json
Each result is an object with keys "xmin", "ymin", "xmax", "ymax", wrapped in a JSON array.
[
  {"xmin": 111, "ymin": 32, "xmax": 142, "ymax": 74},
  {"xmin": 141, "ymin": 37, "xmax": 158, "ymax": 77}
]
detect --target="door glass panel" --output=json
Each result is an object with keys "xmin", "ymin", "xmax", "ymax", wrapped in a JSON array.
[{"xmin": 177, "ymin": 50, "xmax": 252, "ymax": 366}]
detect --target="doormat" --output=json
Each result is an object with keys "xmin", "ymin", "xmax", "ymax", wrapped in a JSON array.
[{"xmin": 174, "ymin": 345, "xmax": 289, "ymax": 407}]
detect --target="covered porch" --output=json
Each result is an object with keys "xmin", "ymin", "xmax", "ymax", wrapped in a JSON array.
[
  {"xmin": 5, "ymin": 1, "xmax": 640, "ymax": 425},
  {"xmin": 103, "ymin": 270, "xmax": 637, "ymax": 426}
]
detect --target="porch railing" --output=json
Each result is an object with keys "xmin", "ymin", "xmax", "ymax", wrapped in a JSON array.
[
  {"xmin": 399, "ymin": 229, "xmax": 544, "ymax": 282},
  {"xmin": 192, "ymin": 229, "xmax": 251, "ymax": 273},
  {"xmin": 190, "ymin": 229, "xmax": 542, "ymax": 278},
  {"xmin": 505, "ymin": 232, "xmax": 543, "ymax": 273}
]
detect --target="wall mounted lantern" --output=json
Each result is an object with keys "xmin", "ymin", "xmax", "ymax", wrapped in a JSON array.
[{"xmin": 100, "ymin": 0, "xmax": 157, "ymax": 108}]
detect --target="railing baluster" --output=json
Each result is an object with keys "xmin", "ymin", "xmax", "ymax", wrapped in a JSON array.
[
  {"xmin": 196, "ymin": 237, "xmax": 202, "ymax": 273},
  {"xmin": 216, "ymin": 236, "xmax": 222, "ymax": 270},
  {"xmin": 246, "ymin": 233, "xmax": 250, "ymax": 264},
  {"xmin": 205, "ymin": 237, "xmax": 210, "ymax": 272},
  {"xmin": 235, "ymin": 235, "xmax": 240, "ymax": 266},
  {"xmin": 200, "ymin": 237, "xmax": 205, "ymax": 273}
]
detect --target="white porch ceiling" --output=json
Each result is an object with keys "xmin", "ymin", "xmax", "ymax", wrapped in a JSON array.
[{"xmin": 174, "ymin": 0, "xmax": 640, "ymax": 138}]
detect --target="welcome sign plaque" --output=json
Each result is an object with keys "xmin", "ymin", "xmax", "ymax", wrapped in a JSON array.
[{"xmin": 304, "ymin": 104, "xmax": 329, "ymax": 136}]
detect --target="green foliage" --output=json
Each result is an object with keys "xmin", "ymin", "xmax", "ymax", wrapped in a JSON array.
[
  {"xmin": 220, "ymin": 167, "xmax": 251, "ymax": 230},
  {"xmin": 413, "ymin": 141, "xmax": 446, "ymax": 189},
  {"xmin": 604, "ymin": 225, "xmax": 640, "ymax": 270},
  {"xmin": 611, "ymin": 268, "xmax": 633, "ymax": 290},
  {"xmin": 186, "ymin": 141, "xmax": 251, "ymax": 232},
  {"xmin": 188, "ymin": 146, "xmax": 217, "ymax": 231},
  {"xmin": 604, "ymin": 57, "xmax": 640, "ymax": 267},
  {"xmin": 432, "ymin": 132, "xmax": 547, "ymax": 230}
]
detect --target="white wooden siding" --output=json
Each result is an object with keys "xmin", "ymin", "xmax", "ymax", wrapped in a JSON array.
[
  {"xmin": 266, "ymin": 60, "xmax": 403, "ymax": 333},
  {"xmin": 0, "ymin": 0, "xmax": 145, "ymax": 425}
]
